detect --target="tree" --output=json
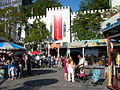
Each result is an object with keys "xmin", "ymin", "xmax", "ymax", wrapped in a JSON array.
[
  {"xmin": 102, "ymin": 6, "xmax": 120, "ymax": 19},
  {"xmin": 71, "ymin": 0, "xmax": 110, "ymax": 41},
  {"xmin": 0, "ymin": 7, "xmax": 27, "ymax": 41},
  {"xmin": 79, "ymin": 0, "xmax": 110, "ymax": 11},
  {"xmin": 32, "ymin": 0, "xmax": 61, "ymax": 16},
  {"xmin": 71, "ymin": 12, "xmax": 103, "ymax": 40},
  {"xmin": 20, "ymin": 5, "xmax": 33, "ymax": 17},
  {"xmin": 20, "ymin": 0, "xmax": 61, "ymax": 17},
  {"xmin": 24, "ymin": 19, "xmax": 49, "ymax": 43}
]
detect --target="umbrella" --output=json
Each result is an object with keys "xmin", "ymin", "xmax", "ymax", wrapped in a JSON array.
[
  {"xmin": 28, "ymin": 51, "xmax": 43, "ymax": 54},
  {"xmin": 0, "ymin": 42, "xmax": 26, "ymax": 50}
]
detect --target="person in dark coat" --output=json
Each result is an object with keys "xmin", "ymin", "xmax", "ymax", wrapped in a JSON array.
[{"xmin": 26, "ymin": 55, "xmax": 32, "ymax": 76}]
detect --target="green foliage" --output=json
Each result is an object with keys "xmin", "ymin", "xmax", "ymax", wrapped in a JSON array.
[
  {"xmin": 0, "ymin": 7, "xmax": 27, "ymax": 41},
  {"xmin": 19, "ymin": 5, "xmax": 32, "ymax": 17},
  {"xmin": 20, "ymin": 0, "xmax": 61, "ymax": 17},
  {"xmin": 4, "ymin": 7, "xmax": 27, "ymax": 24},
  {"xmin": 102, "ymin": 6, "xmax": 120, "ymax": 20},
  {"xmin": 32, "ymin": 0, "xmax": 61, "ymax": 16},
  {"xmin": 0, "ymin": 32, "xmax": 12, "ymax": 40},
  {"xmin": 71, "ymin": 0, "xmax": 110, "ymax": 41},
  {"xmin": 71, "ymin": 12, "xmax": 103, "ymax": 40},
  {"xmin": 79, "ymin": 0, "xmax": 110, "ymax": 11},
  {"xmin": 24, "ymin": 19, "xmax": 49, "ymax": 42}
]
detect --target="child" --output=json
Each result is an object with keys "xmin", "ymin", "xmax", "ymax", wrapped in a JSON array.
[
  {"xmin": 104, "ymin": 58, "xmax": 108, "ymax": 79},
  {"xmin": 10, "ymin": 66, "xmax": 16, "ymax": 80},
  {"xmin": 78, "ymin": 68, "xmax": 85, "ymax": 77},
  {"xmin": 7, "ymin": 60, "xmax": 11, "ymax": 78}
]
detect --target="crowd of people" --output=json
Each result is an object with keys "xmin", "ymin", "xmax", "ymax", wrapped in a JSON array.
[
  {"xmin": 63, "ymin": 55, "xmax": 85, "ymax": 82},
  {"xmin": 0, "ymin": 53, "xmax": 32, "ymax": 80},
  {"xmin": 63, "ymin": 51, "xmax": 120, "ymax": 83},
  {"xmin": 0, "ymin": 50, "xmax": 120, "ymax": 82}
]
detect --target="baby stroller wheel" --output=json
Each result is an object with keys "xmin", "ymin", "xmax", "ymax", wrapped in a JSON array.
[
  {"xmin": 93, "ymin": 82, "xmax": 97, "ymax": 86},
  {"xmin": 83, "ymin": 79, "xmax": 86, "ymax": 83},
  {"xmin": 82, "ymin": 77, "xmax": 86, "ymax": 83},
  {"xmin": 99, "ymin": 81, "xmax": 103, "ymax": 85}
]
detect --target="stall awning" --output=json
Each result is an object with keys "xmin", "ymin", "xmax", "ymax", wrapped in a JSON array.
[{"xmin": 101, "ymin": 12, "xmax": 120, "ymax": 40}]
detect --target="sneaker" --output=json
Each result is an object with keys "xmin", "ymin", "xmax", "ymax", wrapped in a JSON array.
[
  {"xmin": 72, "ymin": 80, "xmax": 74, "ymax": 82},
  {"xmin": 68, "ymin": 80, "xmax": 71, "ymax": 82}
]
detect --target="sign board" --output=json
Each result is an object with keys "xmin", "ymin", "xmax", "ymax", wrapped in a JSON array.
[
  {"xmin": 101, "ymin": 12, "xmax": 120, "ymax": 32},
  {"xmin": 68, "ymin": 39, "xmax": 107, "ymax": 48}
]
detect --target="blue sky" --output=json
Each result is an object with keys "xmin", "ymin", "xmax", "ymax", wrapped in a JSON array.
[
  {"xmin": 58, "ymin": 0, "xmax": 82, "ymax": 12},
  {"xmin": 32, "ymin": 0, "xmax": 82, "ymax": 12}
]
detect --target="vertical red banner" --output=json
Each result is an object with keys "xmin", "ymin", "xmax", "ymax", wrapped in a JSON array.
[{"xmin": 54, "ymin": 10, "xmax": 62, "ymax": 40}]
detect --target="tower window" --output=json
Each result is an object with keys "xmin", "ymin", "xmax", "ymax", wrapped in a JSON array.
[
  {"xmin": 63, "ymin": 22, "xmax": 66, "ymax": 37},
  {"xmin": 50, "ymin": 24, "xmax": 53, "ymax": 33}
]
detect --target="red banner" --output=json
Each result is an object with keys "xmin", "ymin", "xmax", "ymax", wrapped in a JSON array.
[{"xmin": 54, "ymin": 10, "xmax": 62, "ymax": 40}]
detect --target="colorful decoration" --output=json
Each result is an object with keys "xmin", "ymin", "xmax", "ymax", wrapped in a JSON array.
[{"xmin": 68, "ymin": 39, "xmax": 107, "ymax": 48}]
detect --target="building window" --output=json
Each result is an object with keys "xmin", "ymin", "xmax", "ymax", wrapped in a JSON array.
[
  {"xmin": 63, "ymin": 22, "xmax": 66, "ymax": 37},
  {"xmin": 49, "ymin": 23, "xmax": 53, "ymax": 39},
  {"xmin": 18, "ymin": 27, "xmax": 21, "ymax": 40},
  {"xmin": 50, "ymin": 24, "xmax": 53, "ymax": 33}
]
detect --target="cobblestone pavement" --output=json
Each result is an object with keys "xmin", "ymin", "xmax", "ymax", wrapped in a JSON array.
[{"xmin": 0, "ymin": 68, "xmax": 108, "ymax": 90}]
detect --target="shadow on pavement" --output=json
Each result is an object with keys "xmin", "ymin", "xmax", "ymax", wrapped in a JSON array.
[
  {"xmin": 31, "ymin": 69, "xmax": 57, "ymax": 76},
  {"xmin": 98, "ymin": 78, "xmax": 106, "ymax": 84},
  {"xmin": 91, "ymin": 78, "xmax": 106, "ymax": 86},
  {"xmin": 0, "ymin": 78, "xmax": 7, "ymax": 85},
  {"xmin": 13, "ymin": 78, "xmax": 58, "ymax": 90}
]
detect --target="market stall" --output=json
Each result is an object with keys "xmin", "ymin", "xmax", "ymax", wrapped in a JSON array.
[
  {"xmin": 0, "ymin": 42, "xmax": 27, "ymax": 79},
  {"xmin": 68, "ymin": 39, "xmax": 107, "ymax": 58}
]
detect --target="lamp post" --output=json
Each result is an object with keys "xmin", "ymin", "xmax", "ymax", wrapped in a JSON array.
[
  {"xmin": 57, "ymin": 43, "xmax": 61, "ymax": 58},
  {"xmin": 48, "ymin": 43, "xmax": 50, "ymax": 57},
  {"xmin": 82, "ymin": 40, "xmax": 86, "ymax": 58}
]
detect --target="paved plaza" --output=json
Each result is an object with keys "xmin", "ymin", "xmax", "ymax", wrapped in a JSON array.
[{"xmin": 0, "ymin": 68, "xmax": 108, "ymax": 90}]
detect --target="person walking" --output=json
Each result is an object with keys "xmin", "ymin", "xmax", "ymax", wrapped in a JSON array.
[
  {"xmin": 50, "ymin": 56, "xmax": 54, "ymax": 68},
  {"xmin": 67, "ymin": 58, "xmax": 75, "ymax": 82},
  {"xmin": 47, "ymin": 56, "xmax": 51, "ymax": 68},
  {"xmin": 11, "ymin": 57, "xmax": 17, "ymax": 79},
  {"xmin": 7, "ymin": 60, "xmax": 11, "ymax": 78},
  {"xmin": 104, "ymin": 58, "xmax": 108, "ymax": 79},
  {"xmin": 26, "ymin": 55, "xmax": 32, "ymax": 76},
  {"xmin": 10, "ymin": 65, "xmax": 17, "ymax": 80},
  {"xmin": 78, "ymin": 55, "xmax": 85, "ymax": 75},
  {"xmin": 58, "ymin": 56, "xmax": 62, "ymax": 68},
  {"xmin": 63, "ymin": 56, "xmax": 68, "ymax": 81},
  {"xmin": 78, "ymin": 55, "xmax": 85, "ymax": 68},
  {"xmin": 36, "ymin": 55, "xmax": 40, "ymax": 67}
]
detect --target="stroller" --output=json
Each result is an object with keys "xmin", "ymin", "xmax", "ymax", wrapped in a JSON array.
[
  {"xmin": 75, "ymin": 66, "xmax": 86, "ymax": 83},
  {"xmin": 91, "ymin": 69, "xmax": 101, "ymax": 86}
]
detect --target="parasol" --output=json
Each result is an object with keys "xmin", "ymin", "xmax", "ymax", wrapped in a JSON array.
[
  {"xmin": 28, "ymin": 51, "xmax": 43, "ymax": 54},
  {"xmin": 0, "ymin": 42, "xmax": 26, "ymax": 50}
]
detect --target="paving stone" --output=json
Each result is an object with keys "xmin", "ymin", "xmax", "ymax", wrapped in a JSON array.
[{"xmin": 0, "ymin": 68, "xmax": 108, "ymax": 90}]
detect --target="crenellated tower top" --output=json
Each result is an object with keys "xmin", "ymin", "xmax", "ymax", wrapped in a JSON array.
[{"xmin": 28, "ymin": 6, "xmax": 110, "ymax": 20}]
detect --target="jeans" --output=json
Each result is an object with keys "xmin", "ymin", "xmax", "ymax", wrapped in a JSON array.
[{"xmin": 68, "ymin": 67, "xmax": 74, "ymax": 82}]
